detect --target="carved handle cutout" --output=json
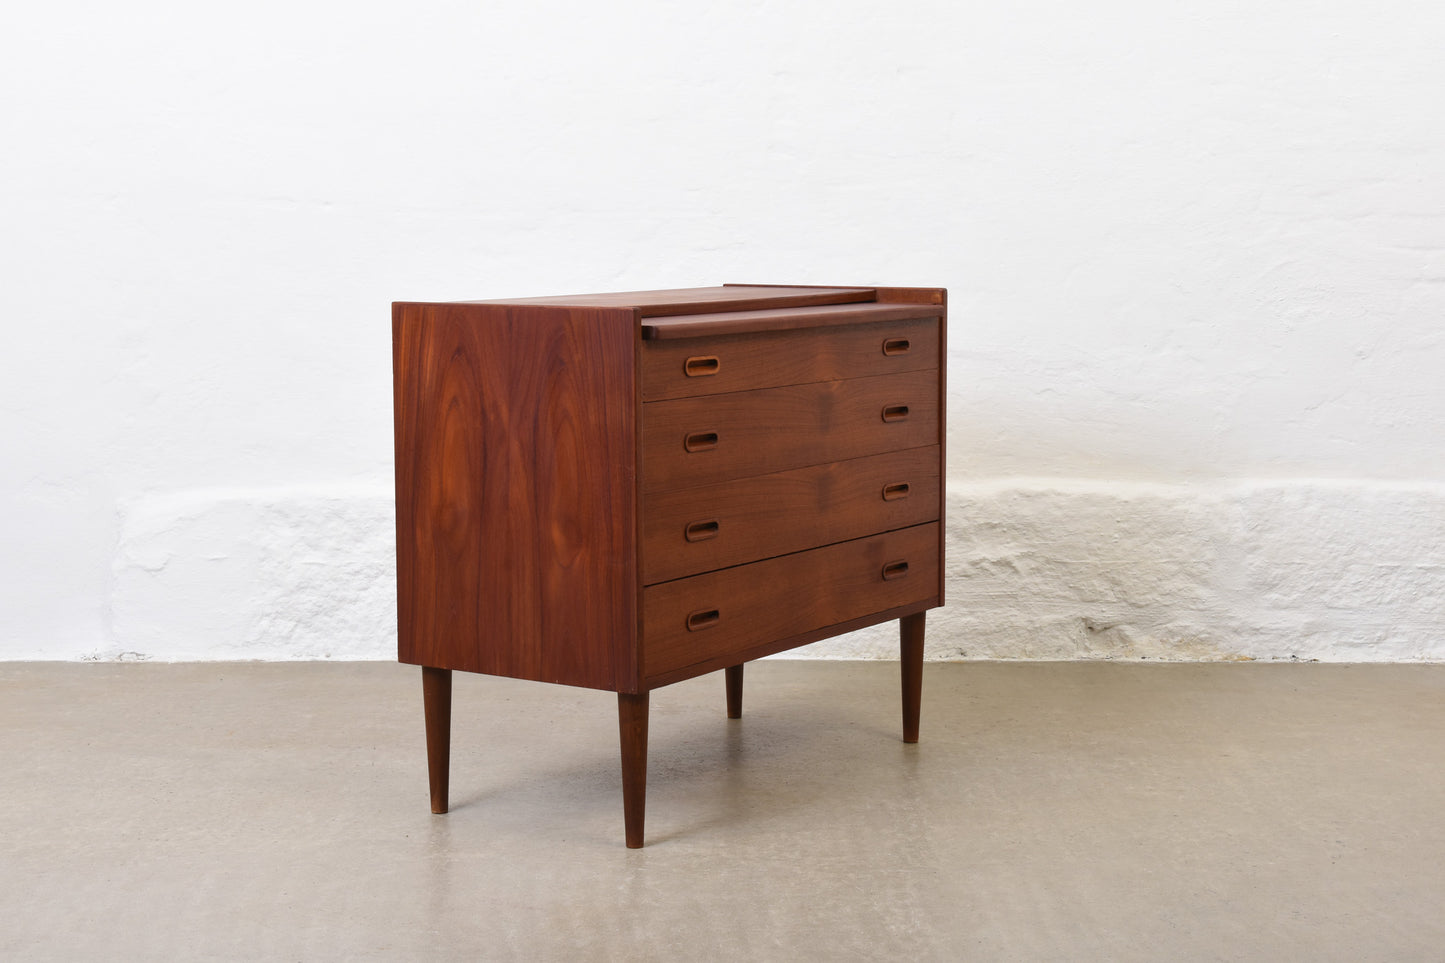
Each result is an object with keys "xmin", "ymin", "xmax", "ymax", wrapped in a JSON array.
[
  {"xmin": 686, "ymin": 609, "xmax": 720, "ymax": 631},
  {"xmin": 882, "ymin": 482, "xmax": 911, "ymax": 501},
  {"xmin": 881, "ymin": 560, "xmax": 910, "ymax": 581},
  {"xmin": 684, "ymin": 356, "xmax": 720, "ymax": 377},
  {"xmin": 882, "ymin": 338, "xmax": 911, "ymax": 356},
  {"xmin": 882, "ymin": 405, "xmax": 910, "ymax": 423},
  {"xmin": 684, "ymin": 431, "xmax": 719, "ymax": 452},
  {"xmin": 685, "ymin": 519, "xmax": 720, "ymax": 542}
]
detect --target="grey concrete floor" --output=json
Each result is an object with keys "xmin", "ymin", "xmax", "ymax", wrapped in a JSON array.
[{"xmin": 3, "ymin": 661, "xmax": 1444, "ymax": 961}]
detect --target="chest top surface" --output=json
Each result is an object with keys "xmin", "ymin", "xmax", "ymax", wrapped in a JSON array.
[{"xmin": 451, "ymin": 284, "xmax": 875, "ymax": 316}]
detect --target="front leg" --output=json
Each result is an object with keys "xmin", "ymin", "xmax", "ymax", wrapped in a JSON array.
[
  {"xmin": 422, "ymin": 667, "xmax": 452, "ymax": 813},
  {"xmin": 618, "ymin": 692, "xmax": 650, "ymax": 848},
  {"xmin": 725, "ymin": 663, "xmax": 744, "ymax": 719},
  {"xmin": 900, "ymin": 613, "xmax": 924, "ymax": 743}
]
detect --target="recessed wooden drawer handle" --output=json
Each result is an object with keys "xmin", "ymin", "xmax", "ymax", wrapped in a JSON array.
[
  {"xmin": 684, "ymin": 519, "xmax": 720, "ymax": 542},
  {"xmin": 686, "ymin": 608, "xmax": 720, "ymax": 631},
  {"xmin": 684, "ymin": 355, "xmax": 721, "ymax": 377},
  {"xmin": 882, "ymin": 338, "xmax": 911, "ymax": 356},
  {"xmin": 881, "ymin": 405, "xmax": 910, "ymax": 423},
  {"xmin": 684, "ymin": 430, "xmax": 719, "ymax": 452},
  {"xmin": 882, "ymin": 482, "xmax": 911, "ymax": 501},
  {"xmin": 881, "ymin": 560, "xmax": 910, "ymax": 581}
]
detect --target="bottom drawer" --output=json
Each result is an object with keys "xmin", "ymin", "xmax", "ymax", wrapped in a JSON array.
[{"xmin": 642, "ymin": 523, "xmax": 939, "ymax": 679}]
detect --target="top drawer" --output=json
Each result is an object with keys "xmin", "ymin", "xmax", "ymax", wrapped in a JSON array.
[{"xmin": 641, "ymin": 318, "xmax": 939, "ymax": 401}]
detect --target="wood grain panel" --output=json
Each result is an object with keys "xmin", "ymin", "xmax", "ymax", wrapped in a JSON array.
[
  {"xmin": 834, "ymin": 285, "xmax": 948, "ymax": 605},
  {"xmin": 642, "ymin": 600, "xmax": 936, "ymax": 689},
  {"xmin": 641, "ymin": 446, "xmax": 940, "ymax": 584},
  {"xmin": 393, "ymin": 302, "xmax": 638, "ymax": 690},
  {"xmin": 642, "ymin": 523, "xmax": 940, "ymax": 679},
  {"xmin": 641, "ymin": 302, "xmax": 941, "ymax": 341},
  {"xmin": 641, "ymin": 318, "xmax": 939, "ymax": 400},
  {"xmin": 641, "ymin": 369, "xmax": 939, "ymax": 492},
  {"xmin": 453, "ymin": 285, "xmax": 874, "ymax": 317}
]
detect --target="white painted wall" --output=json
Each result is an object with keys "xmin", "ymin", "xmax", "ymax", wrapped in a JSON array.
[{"xmin": 3, "ymin": 2, "xmax": 1443, "ymax": 661}]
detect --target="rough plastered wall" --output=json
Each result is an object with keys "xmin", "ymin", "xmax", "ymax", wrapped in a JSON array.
[{"xmin": 3, "ymin": 3, "xmax": 1444, "ymax": 661}]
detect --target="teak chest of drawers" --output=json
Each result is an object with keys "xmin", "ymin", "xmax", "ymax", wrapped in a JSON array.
[{"xmin": 393, "ymin": 283, "xmax": 946, "ymax": 847}]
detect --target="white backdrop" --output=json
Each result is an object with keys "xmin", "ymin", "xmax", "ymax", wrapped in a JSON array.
[{"xmin": 3, "ymin": 2, "xmax": 1443, "ymax": 660}]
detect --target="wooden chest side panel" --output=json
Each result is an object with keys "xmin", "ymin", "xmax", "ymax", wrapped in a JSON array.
[{"xmin": 393, "ymin": 303, "xmax": 638, "ymax": 690}]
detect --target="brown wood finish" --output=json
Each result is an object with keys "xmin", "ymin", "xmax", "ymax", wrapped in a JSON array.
[
  {"xmin": 866, "ymin": 287, "xmax": 949, "ymax": 608},
  {"xmin": 618, "ymin": 692, "xmax": 649, "ymax": 849},
  {"xmin": 640, "ymin": 317, "xmax": 939, "ymax": 401},
  {"xmin": 641, "ymin": 370, "xmax": 940, "ymax": 492},
  {"xmin": 725, "ymin": 284, "xmax": 947, "ymax": 576},
  {"xmin": 393, "ymin": 302, "xmax": 637, "ymax": 691},
  {"xmin": 641, "ymin": 447, "xmax": 940, "ymax": 584},
  {"xmin": 465, "ymin": 285, "xmax": 874, "ymax": 317},
  {"xmin": 642, "ymin": 523, "xmax": 940, "ymax": 680},
  {"xmin": 394, "ymin": 283, "xmax": 945, "ymax": 847},
  {"xmin": 422, "ymin": 666, "xmax": 451, "ymax": 813},
  {"xmin": 641, "ymin": 301, "xmax": 941, "ymax": 341},
  {"xmin": 726, "ymin": 283, "xmax": 944, "ymax": 310},
  {"xmin": 641, "ymin": 599, "xmax": 938, "ymax": 690},
  {"xmin": 901, "ymin": 613, "xmax": 924, "ymax": 744},
  {"xmin": 725, "ymin": 664, "xmax": 744, "ymax": 719}
]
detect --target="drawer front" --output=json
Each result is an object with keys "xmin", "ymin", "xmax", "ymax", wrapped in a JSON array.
[
  {"xmin": 641, "ymin": 447, "xmax": 940, "ymax": 585},
  {"xmin": 641, "ymin": 318, "xmax": 939, "ymax": 401},
  {"xmin": 643, "ymin": 523, "xmax": 940, "ymax": 679},
  {"xmin": 642, "ymin": 369, "xmax": 939, "ymax": 492}
]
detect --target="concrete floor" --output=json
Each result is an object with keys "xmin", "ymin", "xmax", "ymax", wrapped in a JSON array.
[{"xmin": 2, "ymin": 661, "xmax": 1444, "ymax": 961}]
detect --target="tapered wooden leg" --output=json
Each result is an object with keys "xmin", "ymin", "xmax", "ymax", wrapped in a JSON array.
[
  {"xmin": 422, "ymin": 666, "xmax": 452, "ymax": 814},
  {"xmin": 725, "ymin": 663, "xmax": 744, "ymax": 719},
  {"xmin": 618, "ymin": 692, "xmax": 649, "ymax": 848},
  {"xmin": 901, "ymin": 613, "xmax": 925, "ymax": 743}
]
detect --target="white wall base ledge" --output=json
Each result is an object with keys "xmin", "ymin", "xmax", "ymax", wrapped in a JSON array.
[{"xmin": 86, "ymin": 479, "xmax": 1445, "ymax": 663}]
